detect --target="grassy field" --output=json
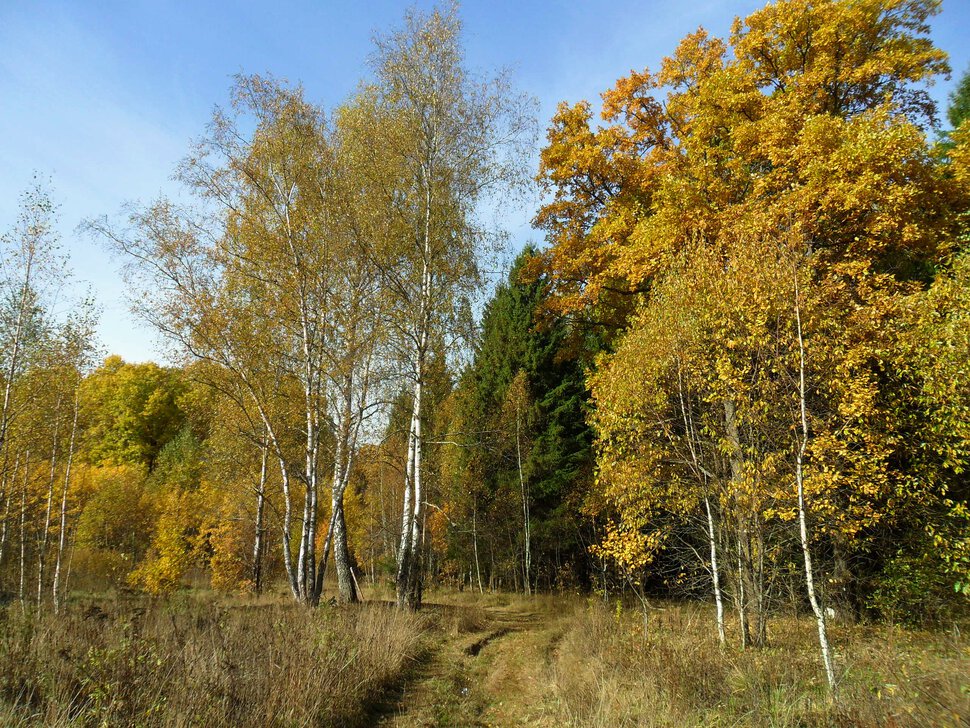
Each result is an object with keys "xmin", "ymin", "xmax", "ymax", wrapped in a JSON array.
[
  {"xmin": 548, "ymin": 599, "xmax": 970, "ymax": 727},
  {"xmin": 370, "ymin": 590, "xmax": 969, "ymax": 727},
  {"xmin": 0, "ymin": 589, "xmax": 425, "ymax": 727},
  {"xmin": 1, "ymin": 588, "xmax": 967, "ymax": 726}
]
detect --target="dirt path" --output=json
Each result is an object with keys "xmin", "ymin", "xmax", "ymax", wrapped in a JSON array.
[{"xmin": 375, "ymin": 597, "xmax": 567, "ymax": 727}]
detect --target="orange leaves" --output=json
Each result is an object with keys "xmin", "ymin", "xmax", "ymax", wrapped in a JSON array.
[
  {"xmin": 732, "ymin": 0, "xmax": 947, "ymax": 119},
  {"xmin": 531, "ymin": 0, "xmax": 959, "ymax": 335}
]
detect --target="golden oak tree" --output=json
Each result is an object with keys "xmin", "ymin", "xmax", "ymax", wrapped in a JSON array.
[{"xmin": 538, "ymin": 0, "xmax": 969, "ymax": 684}]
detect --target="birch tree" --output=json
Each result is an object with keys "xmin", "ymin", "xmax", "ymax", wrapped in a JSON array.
[
  {"xmin": 95, "ymin": 75, "xmax": 389, "ymax": 604},
  {"xmin": 363, "ymin": 5, "xmax": 535, "ymax": 609},
  {"xmin": 50, "ymin": 303, "xmax": 99, "ymax": 612},
  {"xmin": 0, "ymin": 182, "xmax": 62, "ymax": 568}
]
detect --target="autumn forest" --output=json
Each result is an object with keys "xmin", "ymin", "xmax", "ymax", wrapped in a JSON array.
[{"xmin": 1, "ymin": 1, "xmax": 969, "ymax": 725}]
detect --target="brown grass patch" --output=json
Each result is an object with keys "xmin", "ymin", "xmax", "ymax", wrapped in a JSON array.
[
  {"xmin": 550, "ymin": 600, "xmax": 970, "ymax": 727},
  {"xmin": 0, "ymin": 595, "xmax": 426, "ymax": 727}
]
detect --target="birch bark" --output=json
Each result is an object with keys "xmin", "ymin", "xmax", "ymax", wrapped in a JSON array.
[{"xmin": 794, "ymin": 273, "xmax": 837, "ymax": 690}]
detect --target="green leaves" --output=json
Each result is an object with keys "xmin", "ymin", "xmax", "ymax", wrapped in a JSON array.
[{"xmin": 80, "ymin": 356, "xmax": 187, "ymax": 470}]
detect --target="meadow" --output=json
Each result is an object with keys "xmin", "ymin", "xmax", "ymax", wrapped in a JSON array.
[{"xmin": 2, "ymin": 586, "xmax": 966, "ymax": 727}]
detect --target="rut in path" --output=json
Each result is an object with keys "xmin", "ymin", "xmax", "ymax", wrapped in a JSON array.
[{"xmin": 375, "ymin": 598, "xmax": 566, "ymax": 728}]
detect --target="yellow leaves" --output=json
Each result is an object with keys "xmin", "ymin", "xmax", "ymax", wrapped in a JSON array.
[
  {"xmin": 128, "ymin": 488, "xmax": 207, "ymax": 595},
  {"xmin": 594, "ymin": 521, "xmax": 667, "ymax": 575},
  {"xmin": 208, "ymin": 521, "xmax": 250, "ymax": 592},
  {"xmin": 950, "ymin": 120, "xmax": 970, "ymax": 189},
  {"xmin": 657, "ymin": 29, "xmax": 727, "ymax": 92},
  {"xmin": 535, "ymin": 0, "xmax": 969, "ymax": 595},
  {"xmin": 733, "ymin": 0, "xmax": 947, "ymax": 120},
  {"xmin": 898, "ymin": 252, "xmax": 970, "ymax": 473}
]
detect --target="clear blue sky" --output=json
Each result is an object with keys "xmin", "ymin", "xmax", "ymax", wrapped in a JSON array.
[{"xmin": 2, "ymin": 1, "xmax": 968, "ymax": 363}]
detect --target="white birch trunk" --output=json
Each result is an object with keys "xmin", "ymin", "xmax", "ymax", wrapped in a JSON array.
[
  {"xmin": 18, "ymin": 451, "xmax": 29, "ymax": 606},
  {"xmin": 318, "ymin": 370, "xmax": 363, "ymax": 604},
  {"xmin": 705, "ymin": 497, "xmax": 726, "ymax": 646},
  {"xmin": 406, "ymin": 373, "xmax": 425, "ymax": 607},
  {"xmin": 473, "ymin": 500, "xmax": 483, "ymax": 595},
  {"xmin": 252, "ymin": 434, "xmax": 268, "ymax": 594},
  {"xmin": 53, "ymin": 390, "xmax": 80, "ymax": 613},
  {"xmin": 37, "ymin": 404, "xmax": 62, "ymax": 610},
  {"xmin": 793, "ymin": 273, "xmax": 837, "ymax": 690},
  {"xmin": 277, "ymin": 452, "xmax": 299, "ymax": 599},
  {"xmin": 397, "ymin": 262, "xmax": 429, "ymax": 608},
  {"xmin": 676, "ymin": 367, "xmax": 725, "ymax": 644},
  {"xmin": 395, "ymin": 393, "xmax": 417, "ymax": 602},
  {"xmin": 251, "ymin": 399, "xmax": 299, "ymax": 600}
]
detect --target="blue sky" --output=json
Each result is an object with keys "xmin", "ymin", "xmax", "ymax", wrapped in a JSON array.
[{"xmin": 2, "ymin": 1, "xmax": 968, "ymax": 363}]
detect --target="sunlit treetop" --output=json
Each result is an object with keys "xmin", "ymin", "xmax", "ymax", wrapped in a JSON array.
[{"xmin": 529, "ymin": 0, "xmax": 964, "ymax": 327}]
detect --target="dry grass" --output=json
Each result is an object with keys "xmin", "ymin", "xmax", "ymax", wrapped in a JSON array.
[
  {"xmin": 0, "ymin": 593, "xmax": 426, "ymax": 727},
  {"xmin": 551, "ymin": 599, "xmax": 970, "ymax": 728},
  {"xmin": 4, "ymin": 588, "xmax": 965, "ymax": 727},
  {"xmin": 448, "ymin": 603, "xmax": 489, "ymax": 636}
]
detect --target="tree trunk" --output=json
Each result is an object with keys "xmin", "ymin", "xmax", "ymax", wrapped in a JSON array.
[
  {"xmin": 395, "ymin": 379, "xmax": 418, "ymax": 607},
  {"xmin": 251, "ymin": 400, "xmax": 299, "ymax": 600},
  {"xmin": 830, "ymin": 542, "xmax": 858, "ymax": 622},
  {"xmin": 677, "ymin": 371, "xmax": 724, "ymax": 646},
  {"xmin": 333, "ymin": 491, "xmax": 358, "ymax": 604},
  {"xmin": 297, "ymin": 441, "xmax": 317, "ymax": 603},
  {"xmin": 398, "ymin": 371, "xmax": 424, "ymax": 609},
  {"xmin": 794, "ymin": 273, "xmax": 837, "ymax": 690},
  {"xmin": 252, "ymin": 436, "xmax": 268, "ymax": 594},
  {"xmin": 705, "ymin": 497, "xmax": 726, "ymax": 647},
  {"xmin": 472, "ymin": 501, "xmax": 483, "ymax": 595},
  {"xmin": 735, "ymin": 540, "xmax": 750, "ymax": 649},
  {"xmin": 397, "ymin": 312, "xmax": 426, "ymax": 610},
  {"xmin": 516, "ymin": 403, "xmax": 531, "ymax": 596},
  {"xmin": 276, "ymin": 451, "xmax": 299, "ymax": 600},
  {"xmin": 18, "ymin": 452, "xmax": 29, "ymax": 606},
  {"xmin": 396, "ymin": 147, "xmax": 435, "ymax": 610},
  {"xmin": 724, "ymin": 399, "xmax": 765, "ymax": 646},
  {"xmin": 53, "ymin": 391, "xmax": 80, "ymax": 613},
  {"xmin": 37, "ymin": 406, "xmax": 62, "ymax": 610}
]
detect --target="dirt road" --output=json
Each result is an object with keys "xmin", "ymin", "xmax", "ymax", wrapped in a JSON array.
[{"xmin": 375, "ymin": 596, "xmax": 568, "ymax": 727}]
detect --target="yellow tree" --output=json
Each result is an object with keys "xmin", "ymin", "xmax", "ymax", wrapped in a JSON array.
[
  {"xmin": 543, "ymin": 0, "xmax": 968, "ymax": 687},
  {"xmin": 531, "ymin": 0, "xmax": 958, "ymax": 326}
]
